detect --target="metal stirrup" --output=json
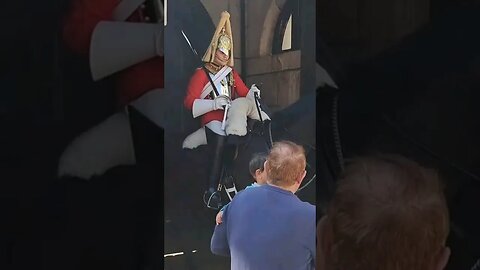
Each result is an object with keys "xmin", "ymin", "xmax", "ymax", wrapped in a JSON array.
[{"xmin": 224, "ymin": 185, "xmax": 238, "ymax": 201}]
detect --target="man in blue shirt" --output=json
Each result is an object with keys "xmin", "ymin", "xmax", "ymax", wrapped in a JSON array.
[{"xmin": 211, "ymin": 141, "xmax": 316, "ymax": 270}]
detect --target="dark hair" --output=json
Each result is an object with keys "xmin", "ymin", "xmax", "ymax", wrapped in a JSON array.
[
  {"xmin": 249, "ymin": 153, "xmax": 267, "ymax": 178},
  {"xmin": 326, "ymin": 154, "xmax": 449, "ymax": 270}
]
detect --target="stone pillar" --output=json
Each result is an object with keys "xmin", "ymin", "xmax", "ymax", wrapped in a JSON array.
[{"xmin": 300, "ymin": 0, "xmax": 316, "ymax": 95}]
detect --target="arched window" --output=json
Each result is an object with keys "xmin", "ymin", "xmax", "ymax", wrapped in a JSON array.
[
  {"xmin": 281, "ymin": 14, "xmax": 293, "ymax": 50},
  {"xmin": 272, "ymin": 0, "xmax": 300, "ymax": 54}
]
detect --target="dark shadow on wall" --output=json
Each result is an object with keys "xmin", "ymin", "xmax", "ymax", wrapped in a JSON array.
[{"xmin": 164, "ymin": 0, "xmax": 215, "ymax": 134}]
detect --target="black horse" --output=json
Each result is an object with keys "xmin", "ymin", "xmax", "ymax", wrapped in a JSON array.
[
  {"xmin": 163, "ymin": 91, "xmax": 316, "ymax": 269},
  {"xmin": 225, "ymin": 92, "xmax": 317, "ymax": 205},
  {"xmin": 164, "ymin": 91, "xmax": 316, "ymax": 214}
]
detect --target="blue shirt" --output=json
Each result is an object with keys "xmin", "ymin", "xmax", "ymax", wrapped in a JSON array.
[
  {"xmin": 220, "ymin": 182, "xmax": 260, "ymax": 212},
  {"xmin": 211, "ymin": 184, "xmax": 316, "ymax": 270}
]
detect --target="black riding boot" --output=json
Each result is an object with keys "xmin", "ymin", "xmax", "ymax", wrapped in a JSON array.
[{"xmin": 203, "ymin": 128, "xmax": 227, "ymax": 209}]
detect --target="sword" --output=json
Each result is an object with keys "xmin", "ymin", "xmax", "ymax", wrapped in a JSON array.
[
  {"xmin": 181, "ymin": 30, "xmax": 199, "ymax": 58},
  {"xmin": 221, "ymin": 102, "xmax": 230, "ymax": 130},
  {"xmin": 181, "ymin": 30, "xmax": 220, "ymax": 97}
]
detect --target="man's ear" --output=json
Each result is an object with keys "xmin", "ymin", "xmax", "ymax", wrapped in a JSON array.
[
  {"xmin": 297, "ymin": 170, "xmax": 307, "ymax": 184},
  {"xmin": 435, "ymin": 247, "xmax": 450, "ymax": 270}
]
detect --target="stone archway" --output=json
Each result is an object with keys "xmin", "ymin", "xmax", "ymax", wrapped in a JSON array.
[
  {"xmin": 245, "ymin": 0, "xmax": 314, "ymax": 111},
  {"xmin": 258, "ymin": 0, "xmax": 287, "ymax": 56}
]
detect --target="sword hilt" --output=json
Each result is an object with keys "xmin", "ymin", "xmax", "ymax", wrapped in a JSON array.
[{"xmin": 221, "ymin": 103, "xmax": 230, "ymax": 130}]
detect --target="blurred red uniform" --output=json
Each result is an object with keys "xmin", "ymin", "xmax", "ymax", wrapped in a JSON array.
[
  {"xmin": 58, "ymin": 0, "xmax": 165, "ymax": 180},
  {"xmin": 62, "ymin": 0, "xmax": 164, "ymax": 107}
]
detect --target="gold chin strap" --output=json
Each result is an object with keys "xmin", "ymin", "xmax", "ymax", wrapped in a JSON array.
[{"xmin": 204, "ymin": 62, "xmax": 222, "ymax": 74}]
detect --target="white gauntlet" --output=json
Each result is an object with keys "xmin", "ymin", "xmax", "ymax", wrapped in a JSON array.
[
  {"xmin": 213, "ymin": 95, "xmax": 230, "ymax": 110},
  {"xmin": 192, "ymin": 96, "xmax": 230, "ymax": 118},
  {"xmin": 192, "ymin": 99, "xmax": 214, "ymax": 118},
  {"xmin": 247, "ymin": 84, "xmax": 261, "ymax": 101}
]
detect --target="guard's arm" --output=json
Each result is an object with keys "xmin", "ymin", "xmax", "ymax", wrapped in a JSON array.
[{"xmin": 185, "ymin": 69, "xmax": 208, "ymax": 110}]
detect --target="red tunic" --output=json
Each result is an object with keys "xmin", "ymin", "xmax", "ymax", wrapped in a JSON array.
[
  {"xmin": 62, "ymin": 0, "xmax": 164, "ymax": 107},
  {"xmin": 184, "ymin": 68, "xmax": 249, "ymax": 126}
]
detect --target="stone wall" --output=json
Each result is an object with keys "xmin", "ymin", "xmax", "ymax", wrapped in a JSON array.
[{"xmin": 246, "ymin": 51, "xmax": 301, "ymax": 111}]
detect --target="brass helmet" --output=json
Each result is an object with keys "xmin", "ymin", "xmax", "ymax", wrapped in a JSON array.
[{"xmin": 202, "ymin": 11, "xmax": 234, "ymax": 67}]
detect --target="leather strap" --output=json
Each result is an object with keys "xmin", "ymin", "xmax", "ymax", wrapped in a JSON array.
[
  {"xmin": 202, "ymin": 66, "xmax": 220, "ymax": 97},
  {"xmin": 200, "ymin": 66, "xmax": 232, "ymax": 99}
]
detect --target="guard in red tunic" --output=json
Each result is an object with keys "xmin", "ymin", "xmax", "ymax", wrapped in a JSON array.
[
  {"xmin": 58, "ymin": 0, "xmax": 165, "ymax": 179},
  {"xmin": 183, "ymin": 11, "xmax": 262, "ymax": 209}
]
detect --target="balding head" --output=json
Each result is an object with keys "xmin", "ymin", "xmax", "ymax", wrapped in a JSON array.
[{"xmin": 265, "ymin": 141, "xmax": 306, "ymax": 190}]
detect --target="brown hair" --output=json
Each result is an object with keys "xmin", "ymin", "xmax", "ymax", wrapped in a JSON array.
[
  {"xmin": 266, "ymin": 141, "xmax": 306, "ymax": 186},
  {"xmin": 325, "ymin": 155, "xmax": 449, "ymax": 270}
]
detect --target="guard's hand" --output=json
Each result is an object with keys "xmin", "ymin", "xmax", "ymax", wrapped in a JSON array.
[
  {"xmin": 248, "ymin": 84, "xmax": 261, "ymax": 100},
  {"xmin": 213, "ymin": 95, "xmax": 230, "ymax": 110}
]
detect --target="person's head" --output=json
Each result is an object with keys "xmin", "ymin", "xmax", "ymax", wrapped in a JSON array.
[
  {"xmin": 202, "ymin": 11, "xmax": 234, "ymax": 67},
  {"xmin": 213, "ymin": 48, "xmax": 229, "ymax": 66},
  {"xmin": 249, "ymin": 153, "xmax": 268, "ymax": 184},
  {"xmin": 264, "ymin": 141, "xmax": 307, "ymax": 192},
  {"xmin": 213, "ymin": 32, "xmax": 231, "ymax": 66},
  {"xmin": 317, "ymin": 154, "xmax": 450, "ymax": 270}
]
